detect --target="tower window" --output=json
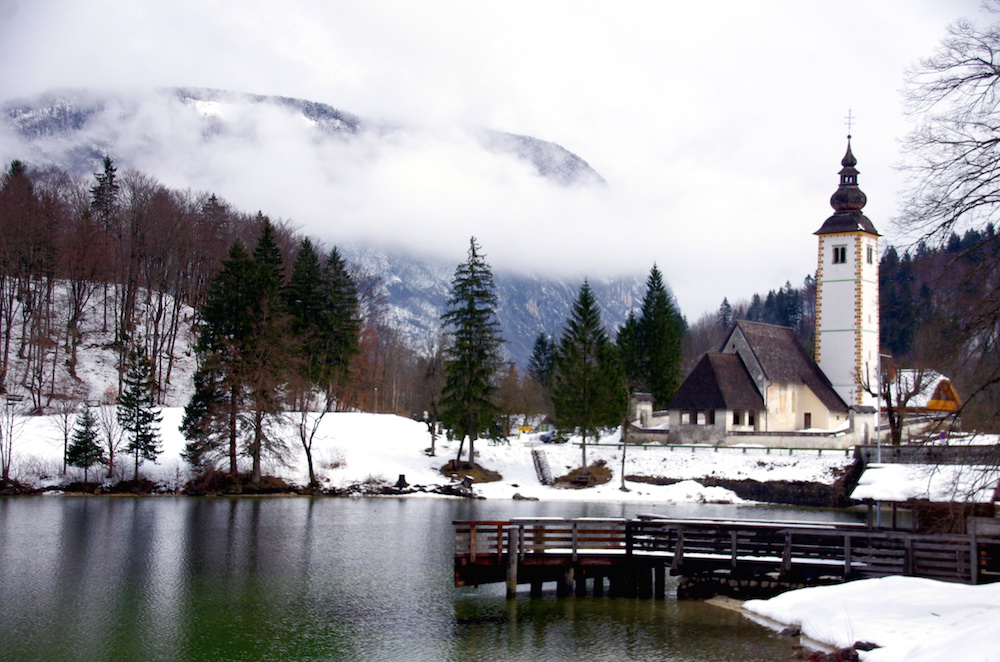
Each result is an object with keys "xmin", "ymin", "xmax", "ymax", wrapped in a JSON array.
[
  {"xmin": 833, "ymin": 245, "xmax": 847, "ymax": 264},
  {"xmin": 867, "ymin": 245, "xmax": 874, "ymax": 264}
]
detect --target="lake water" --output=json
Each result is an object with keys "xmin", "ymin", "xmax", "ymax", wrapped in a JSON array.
[{"xmin": 0, "ymin": 497, "xmax": 861, "ymax": 661}]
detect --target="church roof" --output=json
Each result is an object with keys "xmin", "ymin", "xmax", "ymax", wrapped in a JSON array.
[
  {"xmin": 665, "ymin": 353, "xmax": 765, "ymax": 412},
  {"xmin": 727, "ymin": 321, "xmax": 849, "ymax": 413},
  {"xmin": 814, "ymin": 137, "xmax": 879, "ymax": 236}
]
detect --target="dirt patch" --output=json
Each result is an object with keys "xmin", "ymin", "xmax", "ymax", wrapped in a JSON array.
[
  {"xmin": 439, "ymin": 460, "xmax": 502, "ymax": 483},
  {"xmin": 554, "ymin": 460, "xmax": 612, "ymax": 488}
]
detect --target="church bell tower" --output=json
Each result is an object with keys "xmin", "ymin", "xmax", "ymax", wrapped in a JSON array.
[{"xmin": 814, "ymin": 137, "xmax": 880, "ymax": 408}]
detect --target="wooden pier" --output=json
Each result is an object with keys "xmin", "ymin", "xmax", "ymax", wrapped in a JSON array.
[{"xmin": 453, "ymin": 516, "xmax": 1000, "ymax": 599}]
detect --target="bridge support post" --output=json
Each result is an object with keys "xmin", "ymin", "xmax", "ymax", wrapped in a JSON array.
[
  {"xmin": 557, "ymin": 567, "xmax": 575, "ymax": 597},
  {"xmin": 654, "ymin": 565, "xmax": 666, "ymax": 599},
  {"xmin": 506, "ymin": 525, "xmax": 519, "ymax": 598}
]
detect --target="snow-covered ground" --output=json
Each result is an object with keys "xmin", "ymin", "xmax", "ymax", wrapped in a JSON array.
[
  {"xmin": 744, "ymin": 576, "xmax": 1000, "ymax": 662},
  {"xmin": 9, "ymin": 408, "xmax": 854, "ymax": 502}
]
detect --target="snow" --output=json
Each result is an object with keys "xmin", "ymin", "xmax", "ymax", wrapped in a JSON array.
[
  {"xmin": 8, "ymin": 409, "xmax": 854, "ymax": 503},
  {"xmin": 744, "ymin": 576, "xmax": 1000, "ymax": 662},
  {"xmin": 851, "ymin": 463, "xmax": 1000, "ymax": 504}
]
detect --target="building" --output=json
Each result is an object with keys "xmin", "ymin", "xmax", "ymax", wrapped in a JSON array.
[
  {"xmin": 813, "ymin": 137, "xmax": 880, "ymax": 409},
  {"xmin": 664, "ymin": 137, "xmax": 879, "ymax": 448}
]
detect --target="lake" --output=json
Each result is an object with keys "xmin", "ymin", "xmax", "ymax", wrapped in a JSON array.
[{"xmin": 0, "ymin": 497, "xmax": 861, "ymax": 661}]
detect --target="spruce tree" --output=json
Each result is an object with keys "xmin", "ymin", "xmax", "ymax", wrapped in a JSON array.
[
  {"xmin": 440, "ymin": 237, "xmax": 504, "ymax": 466},
  {"xmin": 285, "ymin": 240, "xmax": 360, "ymax": 489},
  {"xmin": 67, "ymin": 405, "xmax": 104, "ymax": 484},
  {"xmin": 552, "ymin": 281, "xmax": 627, "ymax": 476},
  {"xmin": 117, "ymin": 346, "xmax": 162, "ymax": 481},
  {"xmin": 636, "ymin": 264, "xmax": 686, "ymax": 406},
  {"xmin": 616, "ymin": 311, "xmax": 643, "ymax": 393},
  {"xmin": 527, "ymin": 332, "xmax": 556, "ymax": 388}
]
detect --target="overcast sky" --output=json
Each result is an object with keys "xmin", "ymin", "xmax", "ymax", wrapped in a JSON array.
[{"xmin": 0, "ymin": 0, "xmax": 988, "ymax": 319}]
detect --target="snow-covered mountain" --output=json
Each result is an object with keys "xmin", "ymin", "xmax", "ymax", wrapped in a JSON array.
[
  {"xmin": 0, "ymin": 88, "xmax": 645, "ymax": 366},
  {"xmin": 344, "ymin": 243, "xmax": 644, "ymax": 364},
  {"xmin": 0, "ymin": 87, "xmax": 605, "ymax": 187}
]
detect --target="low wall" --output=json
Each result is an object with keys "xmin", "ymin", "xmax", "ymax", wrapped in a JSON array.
[{"xmin": 855, "ymin": 444, "xmax": 999, "ymax": 466}]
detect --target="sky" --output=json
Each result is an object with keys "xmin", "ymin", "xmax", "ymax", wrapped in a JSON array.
[{"xmin": 0, "ymin": 0, "xmax": 989, "ymax": 319}]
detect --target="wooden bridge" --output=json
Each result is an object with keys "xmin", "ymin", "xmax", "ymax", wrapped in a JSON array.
[{"xmin": 453, "ymin": 516, "xmax": 1000, "ymax": 599}]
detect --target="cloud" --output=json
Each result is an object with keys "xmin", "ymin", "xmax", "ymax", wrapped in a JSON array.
[{"xmin": 0, "ymin": 0, "xmax": 989, "ymax": 319}]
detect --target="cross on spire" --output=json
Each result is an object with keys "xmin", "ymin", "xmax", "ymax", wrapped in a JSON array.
[{"xmin": 845, "ymin": 109, "xmax": 855, "ymax": 138}]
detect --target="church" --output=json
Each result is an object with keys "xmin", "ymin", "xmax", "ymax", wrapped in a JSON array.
[{"xmin": 661, "ymin": 137, "xmax": 880, "ymax": 449}]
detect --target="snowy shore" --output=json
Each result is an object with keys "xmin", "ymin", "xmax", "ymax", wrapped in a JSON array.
[
  {"xmin": 9, "ymin": 409, "xmax": 855, "ymax": 503},
  {"xmin": 743, "ymin": 576, "xmax": 1000, "ymax": 662}
]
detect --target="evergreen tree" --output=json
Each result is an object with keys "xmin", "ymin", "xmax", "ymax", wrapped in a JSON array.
[
  {"xmin": 89, "ymin": 155, "xmax": 119, "ymax": 226},
  {"xmin": 285, "ymin": 240, "xmax": 360, "ymax": 488},
  {"xmin": 67, "ymin": 405, "xmax": 104, "ymax": 484},
  {"xmin": 180, "ymin": 364, "xmax": 227, "ymax": 470},
  {"xmin": 636, "ymin": 264, "xmax": 686, "ymax": 405},
  {"xmin": 245, "ymin": 218, "xmax": 289, "ymax": 487},
  {"xmin": 117, "ymin": 345, "xmax": 162, "ymax": 481},
  {"xmin": 440, "ymin": 237, "xmax": 504, "ymax": 466},
  {"xmin": 616, "ymin": 311, "xmax": 643, "ymax": 393},
  {"xmin": 187, "ymin": 241, "xmax": 257, "ymax": 478},
  {"xmin": 552, "ymin": 281, "xmax": 627, "ymax": 476},
  {"xmin": 320, "ymin": 246, "xmax": 360, "ymax": 390},
  {"xmin": 527, "ymin": 332, "xmax": 556, "ymax": 388}
]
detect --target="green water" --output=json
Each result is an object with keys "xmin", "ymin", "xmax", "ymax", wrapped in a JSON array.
[{"xmin": 0, "ymin": 497, "xmax": 852, "ymax": 661}]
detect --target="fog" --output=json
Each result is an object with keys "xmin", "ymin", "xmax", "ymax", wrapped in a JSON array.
[{"xmin": 0, "ymin": 0, "xmax": 985, "ymax": 317}]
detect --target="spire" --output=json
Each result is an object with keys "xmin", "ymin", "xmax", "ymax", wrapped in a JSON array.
[
  {"xmin": 830, "ymin": 136, "xmax": 866, "ymax": 212},
  {"xmin": 815, "ymin": 136, "xmax": 879, "ymax": 236}
]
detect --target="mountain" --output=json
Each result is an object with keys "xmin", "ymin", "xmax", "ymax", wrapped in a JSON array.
[
  {"xmin": 344, "ymin": 243, "xmax": 644, "ymax": 366},
  {"xmin": 0, "ymin": 88, "xmax": 641, "ymax": 367},
  {"xmin": 0, "ymin": 87, "xmax": 605, "ymax": 187}
]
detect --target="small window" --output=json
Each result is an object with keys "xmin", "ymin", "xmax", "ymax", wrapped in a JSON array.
[
  {"xmin": 733, "ymin": 411, "xmax": 742, "ymax": 425},
  {"xmin": 748, "ymin": 412, "xmax": 756, "ymax": 427},
  {"xmin": 833, "ymin": 245, "xmax": 847, "ymax": 264},
  {"xmin": 866, "ymin": 245, "xmax": 874, "ymax": 264},
  {"xmin": 707, "ymin": 410, "xmax": 716, "ymax": 425}
]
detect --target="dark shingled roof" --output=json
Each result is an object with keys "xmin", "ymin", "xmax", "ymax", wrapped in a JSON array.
[
  {"xmin": 730, "ymin": 321, "xmax": 848, "ymax": 413},
  {"xmin": 666, "ymin": 353, "xmax": 764, "ymax": 412}
]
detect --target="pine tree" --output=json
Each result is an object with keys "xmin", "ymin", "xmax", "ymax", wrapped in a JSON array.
[
  {"xmin": 245, "ymin": 218, "xmax": 289, "ymax": 488},
  {"xmin": 117, "ymin": 345, "xmax": 162, "ymax": 481},
  {"xmin": 636, "ymin": 264, "xmax": 686, "ymax": 406},
  {"xmin": 67, "ymin": 405, "xmax": 104, "ymax": 484},
  {"xmin": 616, "ymin": 311, "xmax": 643, "ymax": 393},
  {"xmin": 552, "ymin": 281, "xmax": 627, "ymax": 476},
  {"xmin": 527, "ymin": 332, "xmax": 556, "ymax": 388},
  {"xmin": 440, "ymin": 237, "xmax": 504, "ymax": 466},
  {"xmin": 285, "ymin": 240, "xmax": 360, "ymax": 488}
]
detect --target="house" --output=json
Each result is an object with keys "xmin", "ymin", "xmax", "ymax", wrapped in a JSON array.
[{"xmin": 894, "ymin": 368, "xmax": 962, "ymax": 415}]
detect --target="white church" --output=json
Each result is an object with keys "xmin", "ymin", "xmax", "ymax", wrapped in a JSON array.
[{"xmin": 659, "ymin": 137, "xmax": 880, "ymax": 449}]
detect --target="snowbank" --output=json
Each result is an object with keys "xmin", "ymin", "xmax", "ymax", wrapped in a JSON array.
[
  {"xmin": 744, "ymin": 576, "xmax": 1000, "ymax": 662},
  {"xmin": 8, "ymin": 409, "xmax": 854, "ymax": 503}
]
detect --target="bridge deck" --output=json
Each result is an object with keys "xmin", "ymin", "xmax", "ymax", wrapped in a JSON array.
[{"xmin": 454, "ymin": 516, "xmax": 1000, "ymax": 597}]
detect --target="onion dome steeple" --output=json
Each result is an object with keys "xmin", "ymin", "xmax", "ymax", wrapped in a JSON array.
[{"xmin": 814, "ymin": 136, "xmax": 879, "ymax": 236}]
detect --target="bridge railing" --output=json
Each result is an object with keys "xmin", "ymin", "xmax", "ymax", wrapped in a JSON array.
[
  {"xmin": 454, "ymin": 518, "xmax": 627, "ymax": 562},
  {"xmin": 455, "ymin": 516, "xmax": 1000, "ymax": 585}
]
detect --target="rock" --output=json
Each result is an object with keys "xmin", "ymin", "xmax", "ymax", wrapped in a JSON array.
[
  {"xmin": 512, "ymin": 492, "xmax": 539, "ymax": 501},
  {"xmin": 779, "ymin": 625, "xmax": 801, "ymax": 637}
]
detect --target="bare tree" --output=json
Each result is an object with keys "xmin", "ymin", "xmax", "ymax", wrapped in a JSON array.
[
  {"xmin": 900, "ymin": 3, "xmax": 1000, "ymax": 432},
  {"xmin": 0, "ymin": 395, "xmax": 25, "ymax": 485}
]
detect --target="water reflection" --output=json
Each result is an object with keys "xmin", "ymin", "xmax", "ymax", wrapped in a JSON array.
[{"xmin": 0, "ymin": 497, "xmax": 839, "ymax": 661}]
